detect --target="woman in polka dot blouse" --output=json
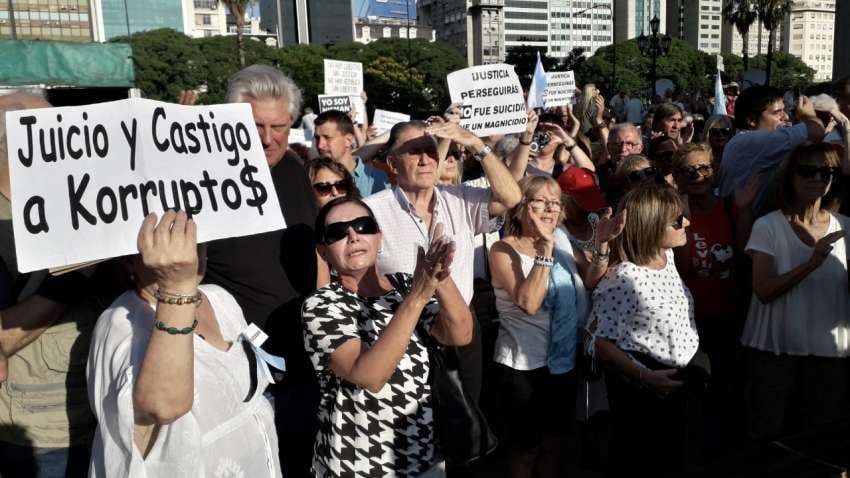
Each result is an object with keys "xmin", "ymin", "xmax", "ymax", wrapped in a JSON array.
[{"xmin": 590, "ymin": 184, "xmax": 700, "ymax": 477}]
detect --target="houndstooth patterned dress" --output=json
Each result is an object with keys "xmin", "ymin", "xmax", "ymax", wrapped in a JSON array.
[{"xmin": 302, "ymin": 273, "xmax": 440, "ymax": 477}]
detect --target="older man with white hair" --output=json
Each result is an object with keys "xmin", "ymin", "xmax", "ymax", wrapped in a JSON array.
[{"xmin": 201, "ymin": 65, "xmax": 320, "ymax": 478}]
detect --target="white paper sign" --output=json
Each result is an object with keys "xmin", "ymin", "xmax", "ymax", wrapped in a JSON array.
[
  {"xmin": 288, "ymin": 128, "xmax": 311, "ymax": 147},
  {"xmin": 317, "ymin": 94, "xmax": 366, "ymax": 124},
  {"xmin": 447, "ymin": 63, "xmax": 527, "ymax": 137},
  {"xmin": 373, "ymin": 109, "xmax": 410, "ymax": 135},
  {"xmin": 324, "ymin": 59, "xmax": 364, "ymax": 95},
  {"xmin": 5, "ymin": 98, "xmax": 285, "ymax": 273},
  {"xmin": 544, "ymin": 71, "xmax": 576, "ymax": 107}
]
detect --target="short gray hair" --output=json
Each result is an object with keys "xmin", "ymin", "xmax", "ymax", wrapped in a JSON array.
[
  {"xmin": 609, "ymin": 122, "xmax": 640, "ymax": 142},
  {"xmin": 225, "ymin": 64, "xmax": 303, "ymax": 120}
]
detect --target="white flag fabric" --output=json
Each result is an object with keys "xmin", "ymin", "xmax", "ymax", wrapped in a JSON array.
[
  {"xmin": 714, "ymin": 70, "xmax": 727, "ymax": 116},
  {"xmin": 526, "ymin": 51, "xmax": 548, "ymax": 109}
]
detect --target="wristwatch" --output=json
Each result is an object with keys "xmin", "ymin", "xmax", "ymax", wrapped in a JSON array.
[{"xmin": 472, "ymin": 145, "xmax": 492, "ymax": 162}]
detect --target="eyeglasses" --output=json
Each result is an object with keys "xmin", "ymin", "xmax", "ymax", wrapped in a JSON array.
[
  {"xmin": 670, "ymin": 213, "xmax": 687, "ymax": 230},
  {"xmin": 627, "ymin": 166, "xmax": 658, "ymax": 182},
  {"xmin": 321, "ymin": 216, "xmax": 380, "ymax": 245},
  {"xmin": 709, "ymin": 127, "xmax": 735, "ymax": 137},
  {"xmin": 526, "ymin": 198, "xmax": 563, "ymax": 212},
  {"xmin": 677, "ymin": 164, "xmax": 713, "ymax": 178},
  {"xmin": 312, "ymin": 180, "xmax": 350, "ymax": 197},
  {"xmin": 794, "ymin": 165, "xmax": 840, "ymax": 180},
  {"xmin": 610, "ymin": 140, "xmax": 641, "ymax": 149}
]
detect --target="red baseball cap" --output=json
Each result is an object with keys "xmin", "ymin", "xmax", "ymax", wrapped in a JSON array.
[{"xmin": 557, "ymin": 167, "xmax": 607, "ymax": 211}]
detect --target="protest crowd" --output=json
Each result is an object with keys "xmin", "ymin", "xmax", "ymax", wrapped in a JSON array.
[{"xmin": 0, "ymin": 60, "xmax": 849, "ymax": 478}]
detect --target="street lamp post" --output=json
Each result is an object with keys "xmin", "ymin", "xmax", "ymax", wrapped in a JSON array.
[{"xmin": 637, "ymin": 15, "xmax": 672, "ymax": 100}]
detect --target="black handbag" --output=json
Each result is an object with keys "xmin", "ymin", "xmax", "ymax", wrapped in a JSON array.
[{"xmin": 417, "ymin": 324, "xmax": 499, "ymax": 466}]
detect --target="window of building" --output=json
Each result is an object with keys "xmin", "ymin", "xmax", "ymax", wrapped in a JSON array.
[
  {"xmin": 383, "ymin": 26, "xmax": 391, "ymax": 37},
  {"xmin": 399, "ymin": 27, "xmax": 407, "ymax": 38}
]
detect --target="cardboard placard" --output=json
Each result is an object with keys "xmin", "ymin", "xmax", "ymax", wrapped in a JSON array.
[
  {"xmin": 447, "ymin": 63, "xmax": 527, "ymax": 137},
  {"xmin": 324, "ymin": 59, "xmax": 364, "ymax": 95},
  {"xmin": 5, "ymin": 98, "xmax": 285, "ymax": 273},
  {"xmin": 543, "ymin": 71, "xmax": 576, "ymax": 107},
  {"xmin": 372, "ymin": 109, "xmax": 410, "ymax": 135}
]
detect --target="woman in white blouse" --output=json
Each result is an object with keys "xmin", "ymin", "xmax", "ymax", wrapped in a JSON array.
[
  {"xmin": 743, "ymin": 142, "xmax": 850, "ymax": 440},
  {"xmin": 590, "ymin": 184, "xmax": 699, "ymax": 477},
  {"xmin": 87, "ymin": 211, "xmax": 281, "ymax": 477}
]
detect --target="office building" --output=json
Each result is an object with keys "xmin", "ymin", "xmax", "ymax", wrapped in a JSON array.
[
  {"xmin": 667, "ymin": 0, "xmax": 722, "ymax": 53},
  {"xmin": 418, "ymin": 0, "xmax": 504, "ymax": 66},
  {"xmin": 259, "ymin": 0, "xmax": 353, "ymax": 45},
  {"xmin": 549, "ymin": 0, "xmax": 613, "ymax": 58},
  {"xmin": 781, "ymin": 0, "xmax": 835, "ymax": 82},
  {"xmin": 614, "ymin": 0, "xmax": 667, "ymax": 42},
  {"xmin": 503, "ymin": 0, "xmax": 547, "ymax": 52},
  {"xmin": 95, "ymin": 0, "xmax": 185, "ymax": 40},
  {"xmin": 0, "ymin": 0, "xmax": 97, "ymax": 41},
  {"xmin": 721, "ymin": 19, "xmax": 775, "ymax": 61},
  {"xmin": 354, "ymin": 0, "xmax": 432, "ymax": 43}
]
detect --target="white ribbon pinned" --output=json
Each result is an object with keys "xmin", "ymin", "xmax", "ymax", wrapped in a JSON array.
[{"xmin": 240, "ymin": 323, "xmax": 286, "ymax": 386}]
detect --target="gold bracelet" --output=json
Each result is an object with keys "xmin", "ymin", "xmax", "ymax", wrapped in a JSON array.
[{"xmin": 154, "ymin": 289, "xmax": 202, "ymax": 306}]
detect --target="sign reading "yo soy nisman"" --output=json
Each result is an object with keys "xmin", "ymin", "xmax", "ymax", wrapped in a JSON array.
[{"xmin": 5, "ymin": 98, "xmax": 285, "ymax": 272}]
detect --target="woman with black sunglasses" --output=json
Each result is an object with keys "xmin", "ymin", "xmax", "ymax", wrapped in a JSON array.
[
  {"xmin": 742, "ymin": 142, "xmax": 850, "ymax": 441},
  {"xmin": 590, "ymin": 184, "xmax": 700, "ymax": 477},
  {"xmin": 700, "ymin": 115, "xmax": 735, "ymax": 173},
  {"xmin": 301, "ymin": 197, "xmax": 472, "ymax": 477},
  {"xmin": 306, "ymin": 157, "xmax": 361, "ymax": 209}
]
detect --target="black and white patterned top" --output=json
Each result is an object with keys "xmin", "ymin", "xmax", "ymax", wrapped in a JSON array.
[
  {"xmin": 590, "ymin": 249, "xmax": 699, "ymax": 368},
  {"xmin": 302, "ymin": 273, "xmax": 439, "ymax": 477}
]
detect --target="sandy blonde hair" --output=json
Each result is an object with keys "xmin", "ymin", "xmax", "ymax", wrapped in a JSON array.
[
  {"xmin": 505, "ymin": 176, "xmax": 565, "ymax": 237},
  {"xmin": 611, "ymin": 184, "xmax": 683, "ymax": 265}
]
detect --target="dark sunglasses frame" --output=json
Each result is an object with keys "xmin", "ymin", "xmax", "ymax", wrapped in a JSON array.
[
  {"xmin": 321, "ymin": 216, "xmax": 380, "ymax": 245},
  {"xmin": 794, "ymin": 165, "xmax": 840, "ymax": 180},
  {"xmin": 627, "ymin": 166, "xmax": 658, "ymax": 182},
  {"xmin": 313, "ymin": 180, "xmax": 351, "ymax": 196},
  {"xmin": 677, "ymin": 164, "xmax": 713, "ymax": 177}
]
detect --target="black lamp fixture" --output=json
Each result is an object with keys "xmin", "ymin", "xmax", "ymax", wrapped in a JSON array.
[{"xmin": 637, "ymin": 15, "xmax": 672, "ymax": 99}]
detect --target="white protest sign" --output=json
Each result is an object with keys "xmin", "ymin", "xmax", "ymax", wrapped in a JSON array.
[
  {"xmin": 447, "ymin": 63, "xmax": 527, "ymax": 137},
  {"xmin": 288, "ymin": 128, "xmax": 311, "ymax": 147},
  {"xmin": 318, "ymin": 94, "xmax": 351, "ymax": 113},
  {"xmin": 349, "ymin": 95, "xmax": 367, "ymax": 125},
  {"xmin": 5, "ymin": 98, "xmax": 285, "ymax": 273},
  {"xmin": 543, "ymin": 71, "xmax": 576, "ymax": 107},
  {"xmin": 373, "ymin": 109, "xmax": 410, "ymax": 135},
  {"xmin": 324, "ymin": 59, "xmax": 364, "ymax": 95}
]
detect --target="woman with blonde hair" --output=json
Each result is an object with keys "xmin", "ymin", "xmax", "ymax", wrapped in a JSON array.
[{"xmin": 591, "ymin": 184, "xmax": 700, "ymax": 477}]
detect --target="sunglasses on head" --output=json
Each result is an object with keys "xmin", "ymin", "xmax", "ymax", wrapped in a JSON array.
[
  {"xmin": 321, "ymin": 216, "xmax": 380, "ymax": 245},
  {"xmin": 671, "ymin": 213, "xmax": 686, "ymax": 230},
  {"xmin": 709, "ymin": 127, "xmax": 734, "ymax": 137},
  {"xmin": 313, "ymin": 180, "xmax": 350, "ymax": 197},
  {"xmin": 627, "ymin": 166, "xmax": 658, "ymax": 182},
  {"xmin": 794, "ymin": 165, "xmax": 840, "ymax": 180}
]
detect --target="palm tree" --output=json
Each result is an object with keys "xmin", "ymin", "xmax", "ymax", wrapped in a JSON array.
[
  {"xmin": 223, "ymin": 0, "xmax": 250, "ymax": 67},
  {"xmin": 723, "ymin": 0, "xmax": 758, "ymax": 70},
  {"xmin": 755, "ymin": 0, "xmax": 793, "ymax": 85}
]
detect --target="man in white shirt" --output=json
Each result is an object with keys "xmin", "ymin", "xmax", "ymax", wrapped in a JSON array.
[{"xmin": 364, "ymin": 120, "xmax": 521, "ymax": 401}]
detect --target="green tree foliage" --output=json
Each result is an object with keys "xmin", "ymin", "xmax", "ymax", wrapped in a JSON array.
[
  {"xmin": 723, "ymin": 0, "xmax": 757, "ymax": 70},
  {"xmin": 505, "ymin": 45, "xmax": 562, "ymax": 89},
  {"xmin": 113, "ymin": 31, "xmax": 466, "ymax": 116},
  {"xmin": 748, "ymin": 52, "xmax": 815, "ymax": 88},
  {"xmin": 755, "ymin": 0, "xmax": 793, "ymax": 85},
  {"xmin": 222, "ymin": 0, "xmax": 249, "ymax": 67}
]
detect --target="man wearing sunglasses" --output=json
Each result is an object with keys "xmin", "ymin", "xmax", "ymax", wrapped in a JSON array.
[
  {"xmin": 364, "ymin": 120, "xmax": 522, "ymax": 403},
  {"xmin": 717, "ymin": 85, "xmax": 827, "ymax": 216},
  {"xmin": 314, "ymin": 110, "xmax": 390, "ymax": 197},
  {"xmin": 202, "ymin": 65, "xmax": 321, "ymax": 478}
]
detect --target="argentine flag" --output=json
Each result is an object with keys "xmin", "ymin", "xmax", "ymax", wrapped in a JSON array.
[{"xmin": 526, "ymin": 51, "xmax": 548, "ymax": 110}]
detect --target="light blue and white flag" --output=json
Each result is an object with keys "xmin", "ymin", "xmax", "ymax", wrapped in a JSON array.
[
  {"xmin": 526, "ymin": 51, "xmax": 548, "ymax": 109},
  {"xmin": 713, "ymin": 69, "xmax": 727, "ymax": 116}
]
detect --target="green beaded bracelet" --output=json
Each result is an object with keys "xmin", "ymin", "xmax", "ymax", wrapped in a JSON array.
[{"xmin": 154, "ymin": 319, "xmax": 198, "ymax": 335}]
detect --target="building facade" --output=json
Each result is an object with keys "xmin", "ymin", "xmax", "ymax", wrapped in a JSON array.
[
  {"xmin": 1, "ymin": 0, "xmax": 97, "ymax": 41},
  {"xmin": 259, "ymin": 0, "xmax": 353, "ymax": 45},
  {"xmin": 418, "ymin": 0, "xmax": 504, "ymax": 66},
  {"xmin": 503, "ymin": 0, "xmax": 547, "ymax": 53},
  {"xmin": 614, "ymin": 0, "xmax": 667, "ymax": 42},
  {"xmin": 781, "ymin": 0, "xmax": 835, "ymax": 82},
  {"xmin": 95, "ymin": 0, "xmax": 185, "ymax": 40},
  {"xmin": 667, "ymin": 0, "xmax": 722, "ymax": 53},
  {"xmin": 354, "ymin": 0, "xmax": 432, "ymax": 43},
  {"xmin": 721, "ymin": 19, "xmax": 775, "ymax": 61},
  {"xmin": 548, "ymin": 0, "xmax": 613, "ymax": 58}
]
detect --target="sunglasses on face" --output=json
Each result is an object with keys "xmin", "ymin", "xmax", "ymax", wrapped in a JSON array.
[
  {"xmin": 677, "ymin": 164, "xmax": 713, "ymax": 178},
  {"xmin": 794, "ymin": 165, "xmax": 841, "ymax": 180},
  {"xmin": 709, "ymin": 127, "xmax": 734, "ymax": 137},
  {"xmin": 627, "ymin": 166, "xmax": 658, "ymax": 182},
  {"xmin": 321, "ymin": 216, "xmax": 380, "ymax": 245},
  {"xmin": 671, "ymin": 213, "xmax": 686, "ymax": 230},
  {"xmin": 312, "ymin": 180, "xmax": 350, "ymax": 197}
]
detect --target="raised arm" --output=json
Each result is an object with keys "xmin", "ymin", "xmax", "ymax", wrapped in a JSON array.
[
  {"xmin": 133, "ymin": 211, "xmax": 199, "ymax": 426},
  {"xmin": 326, "ymin": 226, "xmax": 469, "ymax": 393},
  {"xmin": 505, "ymin": 109, "xmax": 539, "ymax": 181},
  {"xmin": 426, "ymin": 122, "xmax": 521, "ymax": 216},
  {"xmin": 489, "ymin": 214, "xmax": 554, "ymax": 315},
  {"xmin": 544, "ymin": 123, "xmax": 595, "ymax": 172}
]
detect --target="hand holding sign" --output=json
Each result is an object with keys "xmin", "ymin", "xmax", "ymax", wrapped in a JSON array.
[
  {"xmin": 138, "ymin": 210, "xmax": 199, "ymax": 293},
  {"xmin": 447, "ymin": 64, "xmax": 527, "ymax": 137}
]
